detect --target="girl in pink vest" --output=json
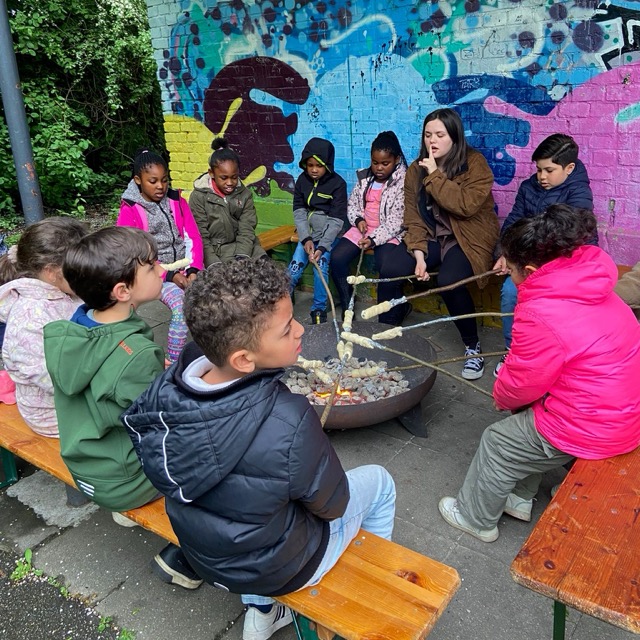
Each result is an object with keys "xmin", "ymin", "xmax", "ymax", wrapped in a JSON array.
[{"xmin": 118, "ymin": 149, "xmax": 203, "ymax": 363}]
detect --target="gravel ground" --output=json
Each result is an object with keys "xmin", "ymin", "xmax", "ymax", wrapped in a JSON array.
[{"xmin": 0, "ymin": 548, "xmax": 124, "ymax": 640}]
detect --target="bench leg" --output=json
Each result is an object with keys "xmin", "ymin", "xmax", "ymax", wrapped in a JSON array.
[
  {"xmin": 553, "ymin": 601, "xmax": 566, "ymax": 640},
  {"xmin": 0, "ymin": 447, "xmax": 18, "ymax": 489},
  {"xmin": 292, "ymin": 613, "xmax": 342, "ymax": 640}
]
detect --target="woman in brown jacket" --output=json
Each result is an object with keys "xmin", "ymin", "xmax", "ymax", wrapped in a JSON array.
[{"xmin": 404, "ymin": 108, "xmax": 499, "ymax": 379}]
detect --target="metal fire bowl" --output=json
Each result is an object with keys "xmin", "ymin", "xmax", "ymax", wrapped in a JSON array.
[{"xmin": 292, "ymin": 321, "xmax": 437, "ymax": 430}]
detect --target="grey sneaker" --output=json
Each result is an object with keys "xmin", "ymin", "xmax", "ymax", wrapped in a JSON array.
[
  {"xmin": 243, "ymin": 604, "xmax": 293, "ymax": 640},
  {"xmin": 438, "ymin": 497, "xmax": 499, "ymax": 542},
  {"xmin": 462, "ymin": 342, "xmax": 484, "ymax": 380},
  {"xmin": 503, "ymin": 493, "xmax": 533, "ymax": 522},
  {"xmin": 493, "ymin": 352, "xmax": 508, "ymax": 378}
]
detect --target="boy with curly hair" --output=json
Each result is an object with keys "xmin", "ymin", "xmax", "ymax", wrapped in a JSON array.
[{"xmin": 122, "ymin": 258, "xmax": 396, "ymax": 640}]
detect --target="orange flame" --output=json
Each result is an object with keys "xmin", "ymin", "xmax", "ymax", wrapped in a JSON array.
[{"xmin": 314, "ymin": 385, "xmax": 352, "ymax": 403}]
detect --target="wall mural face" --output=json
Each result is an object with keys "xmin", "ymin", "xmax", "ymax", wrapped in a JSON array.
[{"xmin": 148, "ymin": 0, "xmax": 640, "ymax": 264}]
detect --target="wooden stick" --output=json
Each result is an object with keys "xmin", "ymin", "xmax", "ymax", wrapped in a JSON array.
[
  {"xmin": 310, "ymin": 254, "xmax": 340, "ymax": 344},
  {"xmin": 341, "ymin": 332, "xmax": 493, "ymax": 398},
  {"xmin": 361, "ymin": 269, "xmax": 502, "ymax": 320},
  {"xmin": 406, "ymin": 268, "xmax": 502, "ymax": 300},
  {"xmin": 372, "ymin": 312, "xmax": 514, "ymax": 340},
  {"xmin": 389, "ymin": 350, "xmax": 508, "ymax": 370}
]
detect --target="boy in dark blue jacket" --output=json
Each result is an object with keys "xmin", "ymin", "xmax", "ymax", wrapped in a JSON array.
[
  {"xmin": 122, "ymin": 259, "xmax": 395, "ymax": 640},
  {"xmin": 288, "ymin": 137, "xmax": 348, "ymax": 324},
  {"xmin": 493, "ymin": 134, "xmax": 596, "ymax": 375}
]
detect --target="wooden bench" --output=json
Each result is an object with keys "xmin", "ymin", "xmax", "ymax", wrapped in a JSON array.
[
  {"xmin": 510, "ymin": 447, "xmax": 640, "ymax": 639},
  {"xmin": 0, "ymin": 402, "xmax": 460, "ymax": 639},
  {"xmin": 258, "ymin": 225, "xmax": 297, "ymax": 252}
]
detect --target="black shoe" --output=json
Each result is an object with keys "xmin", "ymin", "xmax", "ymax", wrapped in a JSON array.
[
  {"xmin": 400, "ymin": 302, "xmax": 413, "ymax": 325},
  {"xmin": 310, "ymin": 310, "xmax": 327, "ymax": 324},
  {"xmin": 152, "ymin": 543, "xmax": 203, "ymax": 590}
]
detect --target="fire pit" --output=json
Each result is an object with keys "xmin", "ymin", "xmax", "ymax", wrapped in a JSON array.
[{"xmin": 288, "ymin": 322, "xmax": 437, "ymax": 432}]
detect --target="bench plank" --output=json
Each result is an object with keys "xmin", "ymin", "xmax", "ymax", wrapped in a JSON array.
[
  {"xmin": 511, "ymin": 449, "xmax": 640, "ymax": 635},
  {"xmin": 0, "ymin": 403, "xmax": 178, "ymax": 544},
  {"xmin": 2, "ymin": 403, "xmax": 459, "ymax": 639},
  {"xmin": 279, "ymin": 531, "xmax": 460, "ymax": 640},
  {"xmin": 258, "ymin": 225, "xmax": 296, "ymax": 252}
]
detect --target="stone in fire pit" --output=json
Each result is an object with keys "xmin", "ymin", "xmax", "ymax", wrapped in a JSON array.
[{"xmin": 284, "ymin": 358, "xmax": 409, "ymax": 406}]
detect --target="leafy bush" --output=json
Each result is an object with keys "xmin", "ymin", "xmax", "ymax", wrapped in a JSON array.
[{"xmin": 0, "ymin": 0, "xmax": 165, "ymax": 219}]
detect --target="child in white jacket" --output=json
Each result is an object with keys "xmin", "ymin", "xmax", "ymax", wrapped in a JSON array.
[
  {"xmin": 330, "ymin": 131, "xmax": 414, "ymax": 325},
  {"xmin": 0, "ymin": 218, "xmax": 87, "ymax": 436}
]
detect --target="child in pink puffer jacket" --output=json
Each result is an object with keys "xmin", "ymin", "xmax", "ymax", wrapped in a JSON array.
[{"xmin": 439, "ymin": 204, "xmax": 640, "ymax": 543}]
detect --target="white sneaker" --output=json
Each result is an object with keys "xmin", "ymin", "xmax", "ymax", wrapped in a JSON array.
[
  {"xmin": 438, "ymin": 497, "xmax": 499, "ymax": 542},
  {"xmin": 112, "ymin": 512, "xmax": 139, "ymax": 528},
  {"xmin": 462, "ymin": 343, "xmax": 484, "ymax": 380},
  {"xmin": 243, "ymin": 604, "xmax": 293, "ymax": 640},
  {"xmin": 503, "ymin": 493, "xmax": 533, "ymax": 522}
]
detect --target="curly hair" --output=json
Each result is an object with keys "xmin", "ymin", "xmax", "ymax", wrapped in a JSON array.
[
  {"xmin": 184, "ymin": 258, "xmax": 290, "ymax": 366},
  {"xmin": 501, "ymin": 204, "xmax": 598, "ymax": 274}
]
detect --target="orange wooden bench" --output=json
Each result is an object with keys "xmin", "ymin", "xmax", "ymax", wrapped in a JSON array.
[
  {"xmin": 257, "ymin": 224, "xmax": 297, "ymax": 252},
  {"xmin": 511, "ymin": 447, "xmax": 640, "ymax": 639},
  {"xmin": 1, "ymin": 402, "xmax": 460, "ymax": 639}
]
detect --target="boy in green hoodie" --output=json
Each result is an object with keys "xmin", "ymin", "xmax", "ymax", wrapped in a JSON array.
[{"xmin": 43, "ymin": 226, "xmax": 202, "ymax": 590}]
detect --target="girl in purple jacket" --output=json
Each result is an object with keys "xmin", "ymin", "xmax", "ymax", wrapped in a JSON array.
[
  {"xmin": 439, "ymin": 204, "xmax": 640, "ymax": 543},
  {"xmin": 118, "ymin": 149, "xmax": 203, "ymax": 363}
]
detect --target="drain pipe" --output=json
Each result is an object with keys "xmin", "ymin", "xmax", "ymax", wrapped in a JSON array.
[{"xmin": 0, "ymin": 0, "xmax": 43, "ymax": 224}]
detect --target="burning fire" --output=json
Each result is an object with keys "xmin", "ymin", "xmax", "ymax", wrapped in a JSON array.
[{"xmin": 314, "ymin": 385, "xmax": 353, "ymax": 404}]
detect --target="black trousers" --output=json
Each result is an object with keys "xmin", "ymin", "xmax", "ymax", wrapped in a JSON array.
[
  {"xmin": 423, "ymin": 241, "xmax": 478, "ymax": 346},
  {"xmin": 330, "ymin": 239, "xmax": 416, "ymax": 325}
]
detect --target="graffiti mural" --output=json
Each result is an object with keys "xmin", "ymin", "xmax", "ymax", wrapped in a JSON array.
[{"xmin": 146, "ymin": 0, "xmax": 640, "ymax": 264}]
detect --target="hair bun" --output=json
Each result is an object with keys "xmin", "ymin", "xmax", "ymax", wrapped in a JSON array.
[
  {"xmin": 7, "ymin": 245, "xmax": 18, "ymax": 264},
  {"xmin": 211, "ymin": 137, "xmax": 229, "ymax": 151}
]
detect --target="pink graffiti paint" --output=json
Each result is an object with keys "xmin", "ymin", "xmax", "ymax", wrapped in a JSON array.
[{"xmin": 485, "ymin": 63, "xmax": 640, "ymax": 265}]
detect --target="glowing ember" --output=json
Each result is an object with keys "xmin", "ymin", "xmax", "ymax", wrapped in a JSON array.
[{"xmin": 284, "ymin": 358, "xmax": 409, "ymax": 406}]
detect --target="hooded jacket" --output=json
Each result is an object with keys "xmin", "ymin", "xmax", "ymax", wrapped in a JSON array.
[
  {"xmin": 403, "ymin": 149, "xmax": 499, "ymax": 287},
  {"xmin": 189, "ymin": 174, "xmax": 266, "ymax": 267},
  {"xmin": 118, "ymin": 182, "xmax": 204, "ymax": 281},
  {"xmin": 122, "ymin": 342, "xmax": 349, "ymax": 596},
  {"xmin": 494, "ymin": 245, "xmax": 640, "ymax": 459},
  {"xmin": 499, "ymin": 159, "xmax": 597, "ymax": 243},
  {"xmin": 0, "ymin": 278, "xmax": 80, "ymax": 437},
  {"xmin": 346, "ymin": 163, "xmax": 407, "ymax": 246},
  {"xmin": 293, "ymin": 138, "xmax": 348, "ymax": 252},
  {"xmin": 43, "ymin": 309, "xmax": 164, "ymax": 509}
]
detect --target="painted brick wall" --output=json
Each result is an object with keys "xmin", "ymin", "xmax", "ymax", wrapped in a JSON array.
[{"xmin": 145, "ymin": 0, "xmax": 640, "ymax": 269}]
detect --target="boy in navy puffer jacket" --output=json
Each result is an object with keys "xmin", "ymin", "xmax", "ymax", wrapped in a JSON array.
[
  {"xmin": 492, "ymin": 134, "xmax": 596, "ymax": 376},
  {"xmin": 122, "ymin": 259, "xmax": 395, "ymax": 640}
]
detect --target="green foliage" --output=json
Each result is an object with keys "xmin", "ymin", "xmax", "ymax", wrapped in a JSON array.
[
  {"xmin": 10, "ymin": 548, "xmax": 43, "ymax": 580},
  {"xmin": 117, "ymin": 629, "xmax": 136, "ymax": 640},
  {"xmin": 1, "ymin": 0, "xmax": 165, "ymax": 218},
  {"xmin": 98, "ymin": 616, "xmax": 113, "ymax": 632}
]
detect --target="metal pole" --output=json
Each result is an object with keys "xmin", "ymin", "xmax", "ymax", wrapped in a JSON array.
[{"xmin": 0, "ymin": 0, "xmax": 43, "ymax": 225}]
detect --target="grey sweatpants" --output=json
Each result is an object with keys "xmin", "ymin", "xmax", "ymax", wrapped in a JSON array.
[{"xmin": 457, "ymin": 408, "xmax": 574, "ymax": 530}]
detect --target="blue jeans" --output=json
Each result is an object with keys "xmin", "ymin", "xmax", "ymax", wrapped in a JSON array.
[
  {"xmin": 500, "ymin": 276, "xmax": 518, "ymax": 349},
  {"xmin": 287, "ymin": 241, "xmax": 334, "ymax": 312},
  {"xmin": 241, "ymin": 465, "xmax": 396, "ymax": 606}
]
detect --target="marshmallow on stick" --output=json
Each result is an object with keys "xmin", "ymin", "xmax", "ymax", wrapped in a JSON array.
[{"xmin": 159, "ymin": 257, "xmax": 191, "ymax": 271}]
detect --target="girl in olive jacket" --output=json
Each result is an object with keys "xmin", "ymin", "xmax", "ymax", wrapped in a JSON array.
[{"xmin": 189, "ymin": 138, "xmax": 265, "ymax": 266}]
